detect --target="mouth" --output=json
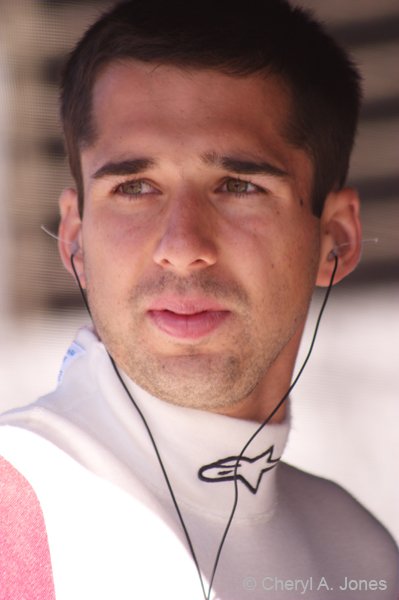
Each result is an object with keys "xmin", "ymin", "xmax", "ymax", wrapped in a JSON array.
[{"xmin": 146, "ymin": 297, "xmax": 231, "ymax": 340}]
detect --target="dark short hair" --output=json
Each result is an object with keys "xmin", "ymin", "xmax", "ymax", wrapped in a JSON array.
[{"xmin": 60, "ymin": 0, "xmax": 362, "ymax": 218}]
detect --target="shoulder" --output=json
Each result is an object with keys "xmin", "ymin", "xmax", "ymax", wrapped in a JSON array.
[
  {"xmin": 0, "ymin": 427, "xmax": 205, "ymax": 600},
  {"xmin": 277, "ymin": 461, "xmax": 398, "ymax": 564}
]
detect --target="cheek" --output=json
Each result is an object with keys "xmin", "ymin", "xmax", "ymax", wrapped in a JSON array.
[
  {"xmin": 224, "ymin": 212, "xmax": 319, "ymax": 310},
  {"xmin": 220, "ymin": 210, "xmax": 294, "ymax": 272},
  {"xmin": 82, "ymin": 209, "xmax": 155, "ymax": 283},
  {"xmin": 279, "ymin": 229, "xmax": 320, "ymax": 309},
  {"xmin": 218, "ymin": 223, "xmax": 281, "ymax": 316}
]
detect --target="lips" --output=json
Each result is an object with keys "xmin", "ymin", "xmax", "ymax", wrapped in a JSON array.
[{"xmin": 146, "ymin": 297, "xmax": 230, "ymax": 340}]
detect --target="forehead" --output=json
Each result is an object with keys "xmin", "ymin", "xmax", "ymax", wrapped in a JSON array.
[
  {"xmin": 94, "ymin": 60, "xmax": 288, "ymax": 116},
  {"xmin": 85, "ymin": 60, "xmax": 312, "ymax": 194}
]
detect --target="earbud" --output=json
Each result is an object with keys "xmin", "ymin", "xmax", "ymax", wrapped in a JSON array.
[
  {"xmin": 327, "ymin": 238, "xmax": 378, "ymax": 261},
  {"xmin": 41, "ymin": 224, "xmax": 81, "ymax": 255},
  {"xmin": 71, "ymin": 240, "xmax": 81, "ymax": 255}
]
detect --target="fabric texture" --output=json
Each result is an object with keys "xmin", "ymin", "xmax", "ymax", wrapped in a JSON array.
[{"xmin": 0, "ymin": 456, "xmax": 56, "ymax": 600}]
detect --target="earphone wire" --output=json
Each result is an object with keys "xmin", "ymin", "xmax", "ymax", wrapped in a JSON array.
[
  {"xmin": 70, "ymin": 251, "xmax": 206, "ymax": 598},
  {"xmin": 206, "ymin": 254, "xmax": 338, "ymax": 597},
  {"xmin": 70, "ymin": 249, "xmax": 338, "ymax": 600},
  {"xmin": 108, "ymin": 353, "xmax": 207, "ymax": 600},
  {"xmin": 71, "ymin": 251, "xmax": 92, "ymax": 319}
]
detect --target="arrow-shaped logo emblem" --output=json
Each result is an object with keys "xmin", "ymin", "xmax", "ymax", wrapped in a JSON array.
[{"xmin": 198, "ymin": 445, "xmax": 281, "ymax": 494}]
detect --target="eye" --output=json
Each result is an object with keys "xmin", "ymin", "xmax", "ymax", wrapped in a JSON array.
[
  {"xmin": 117, "ymin": 180, "xmax": 156, "ymax": 195},
  {"xmin": 224, "ymin": 178, "xmax": 259, "ymax": 194}
]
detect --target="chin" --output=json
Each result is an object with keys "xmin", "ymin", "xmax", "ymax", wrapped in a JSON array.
[{"xmin": 124, "ymin": 348, "xmax": 269, "ymax": 412}]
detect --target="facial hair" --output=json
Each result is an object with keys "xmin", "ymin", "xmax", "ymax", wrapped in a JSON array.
[{"xmin": 86, "ymin": 266, "xmax": 311, "ymax": 412}]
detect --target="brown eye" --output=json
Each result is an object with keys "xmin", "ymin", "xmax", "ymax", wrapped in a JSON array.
[
  {"xmin": 226, "ymin": 179, "xmax": 249, "ymax": 193},
  {"xmin": 120, "ymin": 181, "xmax": 143, "ymax": 194}
]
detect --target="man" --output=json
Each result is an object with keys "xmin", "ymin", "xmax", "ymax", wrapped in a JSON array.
[{"xmin": 0, "ymin": 1, "xmax": 397, "ymax": 598}]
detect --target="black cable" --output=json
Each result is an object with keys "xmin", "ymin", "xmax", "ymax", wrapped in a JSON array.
[
  {"xmin": 71, "ymin": 250, "xmax": 92, "ymax": 319},
  {"xmin": 108, "ymin": 354, "xmax": 207, "ymax": 600},
  {"xmin": 205, "ymin": 255, "xmax": 338, "ymax": 597},
  {"xmin": 71, "ymin": 249, "xmax": 338, "ymax": 600},
  {"xmin": 71, "ymin": 250, "xmax": 206, "ymax": 598}
]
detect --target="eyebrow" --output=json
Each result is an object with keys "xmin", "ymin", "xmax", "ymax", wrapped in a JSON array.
[
  {"xmin": 92, "ymin": 158, "xmax": 157, "ymax": 180},
  {"xmin": 91, "ymin": 153, "xmax": 289, "ymax": 181},
  {"xmin": 201, "ymin": 152, "xmax": 289, "ymax": 179}
]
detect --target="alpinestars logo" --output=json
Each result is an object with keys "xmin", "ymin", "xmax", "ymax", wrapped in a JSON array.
[{"xmin": 198, "ymin": 445, "xmax": 281, "ymax": 494}]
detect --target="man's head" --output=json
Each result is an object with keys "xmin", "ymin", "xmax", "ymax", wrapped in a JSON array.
[
  {"xmin": 60, "ymin": 0, "xmax": 362, "ymax": 219},
  {"xmin": 58, "ymin": 0, "xmax": 362, "ymax": 422}
]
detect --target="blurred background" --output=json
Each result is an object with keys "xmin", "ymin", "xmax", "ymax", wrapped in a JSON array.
[{"xmin": 0, "ymin": 1, "xmax": 398, "ymax": 541}]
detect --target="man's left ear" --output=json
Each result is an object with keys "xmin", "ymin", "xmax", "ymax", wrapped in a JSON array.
[{"xmin": 316, "ymin": 187, "xmax": 362, "ymax": 287}]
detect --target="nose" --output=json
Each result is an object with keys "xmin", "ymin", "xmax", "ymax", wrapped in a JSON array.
[{"xmin": 153, "ymin": 192, "xmax": 217, "ymax": 272}]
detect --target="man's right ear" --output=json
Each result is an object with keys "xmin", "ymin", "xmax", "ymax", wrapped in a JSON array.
[{"xmin": 58, "ymin": 188, "xmax": 86, "ymax": 288}]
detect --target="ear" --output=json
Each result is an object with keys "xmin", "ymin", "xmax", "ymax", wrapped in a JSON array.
[
  {"xmin": 316, "ymin": 187, "xmax": 362, "ymax": 287},
  {"xmin": 58, "ymin": 188, "xmax": 86, "ymax": 288}
]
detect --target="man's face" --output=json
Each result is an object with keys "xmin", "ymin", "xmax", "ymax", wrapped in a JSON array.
[{"xmin": 77, "ymin": 61, "xmax": 320, "ymax": 419}]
